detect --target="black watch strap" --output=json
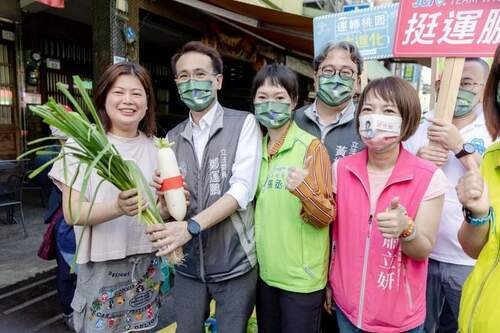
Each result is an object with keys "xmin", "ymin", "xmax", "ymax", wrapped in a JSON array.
[{"xmin": 455, "ymin": 143, "xmax": 475, "ymax": 159}]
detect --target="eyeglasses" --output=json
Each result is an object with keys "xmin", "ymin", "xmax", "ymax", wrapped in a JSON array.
[
  {"xmin": 175, "ymin": 70, "xmax": 217, "ymax": 83},
  {"xmin": 318, "ymin": 66, "xmax": 357, "ymax": 79},
  {"xmin": 459, "ymin": 79, "xmax": 484, "ymax": 90}
]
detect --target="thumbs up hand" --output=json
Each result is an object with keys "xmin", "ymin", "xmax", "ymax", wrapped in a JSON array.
[
  {"xmin": 376, "ymin": 197, "xmax": 410, "ymax": 239},
  {"xmin": 286, "ymin": 156, "xmax": 312, "ymax": 191}
]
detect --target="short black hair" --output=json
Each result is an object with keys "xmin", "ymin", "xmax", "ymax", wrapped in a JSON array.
[
  {"xmin": 171, "ymin": 41, "xmax": 223, "ymax": 76},
  {"xmin": 313, "ymin": 41, "xmax": 364, "ymax": 74},
  {"xmin": 465, "ymin": 57, "xmax": 490, "ymax": 80},
  {"xmin": 250, "ymin": 63, "xmax": 299, "ymax": 111}
]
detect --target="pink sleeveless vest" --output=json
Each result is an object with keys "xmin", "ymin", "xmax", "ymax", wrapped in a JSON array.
[{"xmin": 331, "ymin": 146, "xmax": 437, "ymax": 332}]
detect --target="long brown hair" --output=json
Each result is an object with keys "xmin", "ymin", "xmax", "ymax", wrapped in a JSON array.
[
  {"xmin": 94, "ymin": 62, "xmax": 157, "ymax": 136},
  {"xmin": 483, "ymin": 44, "xmax": 500, "ymax": 140}
]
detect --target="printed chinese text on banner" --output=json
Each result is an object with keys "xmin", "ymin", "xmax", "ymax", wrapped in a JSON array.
[
  {"xmin": 35, "ymin": 0, "xmax": 64, "ymax": 8},
  {"xmin": 394, "ymin": 0, "xmax": 500, "ymax": 57},
  {"xmin": 313, "ymin": 4, "xmax": 398, "ymax": 60}
]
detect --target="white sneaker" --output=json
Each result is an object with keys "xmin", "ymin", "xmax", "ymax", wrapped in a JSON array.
[{"xmin": 62, "ymin": 313, "xmax": 76, "ymax": 332}]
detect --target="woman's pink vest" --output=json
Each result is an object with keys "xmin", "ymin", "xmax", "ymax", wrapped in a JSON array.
[{"xmin": 331, "ymin": 147, "xmax": 437, "ymax": 332}]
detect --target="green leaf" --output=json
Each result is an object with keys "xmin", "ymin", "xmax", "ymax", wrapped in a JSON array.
[
  {"xmin": 56, "ymin": 82, "xmax": 90, "ymax": 123},
  {"xmin": 73, "ymin": 76, "xmax": 105, "ymax": 134},
  {"xmin": 28, "ymin": 154, "xmax": 63, "ymax": 179},
  {"xmin": 125, "ymin": 160, "xmax": 163, "ymax": 225},
  {"xmin": 27, "ymin": 136, "xmax": 60, "ymax": 145},
  {"xmin": 17, "ymin": 144, "xmax": 61, "ymax": 160}
]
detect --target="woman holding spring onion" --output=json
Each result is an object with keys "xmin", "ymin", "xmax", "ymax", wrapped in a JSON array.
[
  {"xmin": 49, "ymin": 62, "xmax": 165, "ymax": 333},
  {"xmin": 326, "ymin": 77, "xmax": 447, "ymax": 333},
  {"xmin": 252, "ymin": 63, "xmax": 335, "ymax": 333}
]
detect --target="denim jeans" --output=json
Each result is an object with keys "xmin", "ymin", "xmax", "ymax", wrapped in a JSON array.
[
  {"xmin": 336, "ymin": 308, "xmax": 423, "ymax": 333},
  {"xmin": 424, "ymin": 258, "xmax": 473, "ymax": 333}
]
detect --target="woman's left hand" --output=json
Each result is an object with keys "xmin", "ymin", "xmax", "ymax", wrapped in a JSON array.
[
  {"xmin": 286, "ymin": 156, "xmax": 312, "ymax": 191},
  {"xmin": 376, "ymin": 197, "xmax": 409, "ymax": 239}
]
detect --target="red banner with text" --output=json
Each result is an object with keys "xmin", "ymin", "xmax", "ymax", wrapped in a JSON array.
[
  {"xmin": 35, "ymin": 0, "xmax": 64, "ymax": 9},
  {"xmin": 394, "ymin": 0, "xmax": 500, "ymax": 57}
]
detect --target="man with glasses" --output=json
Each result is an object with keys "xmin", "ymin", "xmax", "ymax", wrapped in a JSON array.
[
  {"xmin": 147, "ymin": 41, "xmax": 261, "ymax": 333},
  {"xmin": 294, "ymin": 41, "xmax": 365, "ymax": 163},
  {"xmin": 294, "ymin": 41, "xmax": 364, "ymax": 332},
  {"xmin": 405, "ymin": 58, "xmax": 491, "ymax": 333}
]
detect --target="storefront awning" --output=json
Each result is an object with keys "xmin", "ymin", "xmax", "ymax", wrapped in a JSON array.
[{"xmin": 173, "ymin": 0, "xmax": 313, "ymax": 57}]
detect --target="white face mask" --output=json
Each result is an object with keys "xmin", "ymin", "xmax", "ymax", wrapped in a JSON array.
[{"xmin": 359, "ymin": 114, "xmax": 402, "ymax": 151}]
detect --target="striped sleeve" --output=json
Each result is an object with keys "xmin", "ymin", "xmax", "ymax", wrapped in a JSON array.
[{"xmin": 291, "ymin": 139, "xmax": 336, "ymax": 228}]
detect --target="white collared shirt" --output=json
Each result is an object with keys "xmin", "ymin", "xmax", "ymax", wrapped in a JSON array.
[
  {"xmin": 188, "ymin": 102, "xmax": 262, "ymax": 210},
  {"xmin": 404, "ymin": 110, "xmax": 492, "ymax": 265},
  {"xmin": 190, "ymin": 102, "xmax": 218, "ymax": 167}
]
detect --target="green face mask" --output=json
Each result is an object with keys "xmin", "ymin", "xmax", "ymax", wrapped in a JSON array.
[
  {"xmin": 177, "ymin": 80, "xmax": 215, "ymax": 112},
  {"xmin": 254, "ymin": 101, "xmax": 291, "ymax": 129},
  {"xmin": 454, "ymin": 88, "xmax": 477, "ymax": 118},
  {"xmin": 496, "ymin": 82, "xmax": 500, "ymax": 106},
  {"xmin": 317, "ymin": 74, "xmax": 355, "ymax": 107}
]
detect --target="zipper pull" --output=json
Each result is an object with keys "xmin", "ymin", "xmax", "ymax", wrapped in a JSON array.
[{"xmin": 368, "ymin": 215, "xmax": 373, "ymax": 238}]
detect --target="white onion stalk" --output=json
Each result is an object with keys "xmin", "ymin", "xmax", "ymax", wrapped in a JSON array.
[{"xmin": 155, "ymin": 138, "xmax": 187, "ymax": 221}]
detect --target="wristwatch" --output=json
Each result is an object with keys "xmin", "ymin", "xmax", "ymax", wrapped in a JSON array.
[
  {"xmin": 455, "ymin": 142, "xmax": 476, "ymax": 159},
  {"xmin": 463, "ymin": 207, "xmax": 494, "ymax": 226},
  {"xmin": 187, "ymin": 218, "xmax": 201, "ymax": 237}
]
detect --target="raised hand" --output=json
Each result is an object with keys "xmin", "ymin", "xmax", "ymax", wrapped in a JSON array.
[
  {"xmin": 286, "ymin": 156, "xmax": 312, "ymax": 191},
  {"xmin": 376, "ymin": 197, "xmax": 410, "ymax": 239},
  {"xmin": 456, "ymin": 169, "xmax": 490, "ymax": 218}
]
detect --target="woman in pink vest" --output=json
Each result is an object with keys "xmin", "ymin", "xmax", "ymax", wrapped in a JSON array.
[{"xmin": 325, "ymin": 77, "xmax": 448, "ymax": 332}]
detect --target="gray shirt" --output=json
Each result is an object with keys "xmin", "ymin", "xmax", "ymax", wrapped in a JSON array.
[{"xmin": 294, "ymin": 101, "xmax": 364, "ymax": 161}]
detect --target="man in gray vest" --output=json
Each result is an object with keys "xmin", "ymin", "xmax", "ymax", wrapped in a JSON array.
[
  {"xmin": 147, "ymin": 41, "xmax": 262, "ymax": 333},
  {"xmin": 294, "ymin": 41, "xmax": 364, "ymax": 162},
  {"xmin": 295, "ymin": 41, "xmax": 364, "ymax": 332}
]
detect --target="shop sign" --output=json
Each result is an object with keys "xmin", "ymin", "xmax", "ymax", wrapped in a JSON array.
[
  {"xmin": 394, "ymin": 0, "xmax": 500, "ymax": 57},
  {"xmin": 46, "ymin": 58, "xmax": 61, "ymax": 70},
  {"xmin": 313, "ymin": 4, "xmax": 398, "ymax": 60},
  {"xmin": 2, "ymin": 30, "xmax": 15, "ymax": 42},
  {"xmin": 23, "ymin": 92, "xmax": 42, "ymax": 105},
  {"xmin": 343, "ymin": 3, "xmax": 370, "ymax": 12},
  {"xmin": 113, "ymin": 56, "xmax": 126, "ymax": 64}
]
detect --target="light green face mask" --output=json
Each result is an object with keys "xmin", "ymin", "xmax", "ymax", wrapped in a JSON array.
[
  {"xmin": 254, "ymin": 101, "xmax": 291, "ymax": 129},
  {"xmin": 177, "ymin": 80, "xmax": 215, "ymax": 112},
  {"xmin": 317, "ymin": 74, "xmax": 355, "ymax": 107},
  {"xmin": 454, "ymin": 88, "xmax": 477, "ymax": 118}
]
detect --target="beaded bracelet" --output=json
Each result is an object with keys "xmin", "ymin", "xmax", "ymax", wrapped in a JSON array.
[{"xmin": 400, "ymin": 217, "xmax": 417, "ymax": 242}]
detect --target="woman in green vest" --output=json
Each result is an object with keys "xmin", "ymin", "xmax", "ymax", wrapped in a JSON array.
[
  {"xmin": 456, "ymin": 43, "xmax": 500, "ymax": 333},
  {"xmin": 252, "ymin": 63, "xmax": 335, "ymax": 333}
]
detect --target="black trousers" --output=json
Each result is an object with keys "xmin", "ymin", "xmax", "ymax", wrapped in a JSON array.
[
  {"xmin": 256, "ymin": 277, "xmax": 324, "ymax": 333},
  {"xmin": 55, "ymin": 244, "xmax": 76, "ymax": 315}
]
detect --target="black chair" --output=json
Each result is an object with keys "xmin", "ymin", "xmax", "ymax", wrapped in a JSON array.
[
  {"xmin": 0, "ymin": 159, "xmax": 28, "ymax": 238},
  {"xmin": 22, "ymin": 157, "xmax": 49, "ymax": 208}
]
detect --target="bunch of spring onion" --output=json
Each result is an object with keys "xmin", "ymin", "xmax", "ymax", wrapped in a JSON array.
[{"xmin": 18, "ymin": 75, "xmax": 183, "ymax": 265}]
